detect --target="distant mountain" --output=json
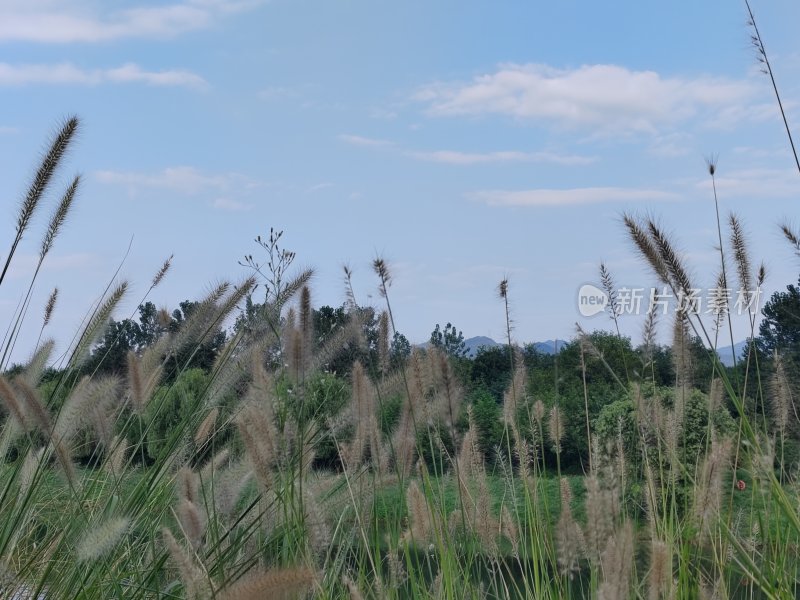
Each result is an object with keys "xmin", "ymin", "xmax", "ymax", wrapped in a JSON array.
[
  {"xmin": 716, "ymin": 341, "xmax": 750, "ymax": 367},
  {"xmin": 431, "ymin": 334, "xmax": 749, "ymax": 366},
  {"xmin": 463, "ymin": 336, "xmax": 499, "ymax": 357},
  {"xmin": 461, "ymin": 336, "xmax": 569, "ymax": 358},
  {"xmin": 531, "ymin": 339, "xmax": 569, "ymax": 355}
]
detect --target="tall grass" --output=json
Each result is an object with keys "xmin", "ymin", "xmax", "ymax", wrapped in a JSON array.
[{"xmin": 2, "ymin": 6, "xmax": 800, "ymax": 597}]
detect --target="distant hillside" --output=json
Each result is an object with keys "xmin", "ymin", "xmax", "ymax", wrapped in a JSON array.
[
  {"xmin": 433, "ymin": 334, "xmax": 748, "ymax": 366},
  {"xmin": 531, "ymin": 339, "xmax": 568, "ymax": 355},
  {"xmin": 462, "ymin": 336, "xmax": 498, "ymax": 356},
  {"xmin": 716, "ymin": 341, "xmax": 750, "ymax": 367},
  {"xmin": 462, "ymin": 336, "xmax": 568, "ymax": 358}
]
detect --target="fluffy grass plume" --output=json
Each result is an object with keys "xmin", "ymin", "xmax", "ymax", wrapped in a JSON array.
[
  {"xmin": 71, "ymin": 281, "xmax": 128, "ymax": 366},
  {"xmin": 555, "ymin": 478, "xmax": 584, "ymax": 577},
  {"xmin": 76, "ymin": 517, "xmax": 130, "ymax": 562},
  {"xmin": 217, "ymin": 566, "xmax": 316, "ymax": 600},
  {"xmin": 597, "ymin": 521, "xmax": 634, "ymax": 600}
]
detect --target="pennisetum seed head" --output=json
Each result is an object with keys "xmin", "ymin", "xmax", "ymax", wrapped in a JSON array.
[
  {"xmin": 556, "ymin": 477, "xmax": 584, "ymax": 577},
  {"xmin": 548, "ymin": 405, "xmax": 565, "ymax": 452},
  {"xmin": 40, "ymin": 175, "xmax": 79, "ymax": 261},
  {"xmin": 177, "ymin": 498, "xmax": 205, "ymax": 550},
  {"xmin": 152, "ymin": 255, "xmax": 173, "ymax": 288},
  {"xmin": 780, "ymin": 222, "xmax": 800, "ymax": 256},
  {"xmin": 76, "ymin": 516, "xmax": 130, "ymax": 562},
  {"xmin": 599, "ymin": 263, "xmax": 619, "ymax": 318},
  {"xmin": 17, "ymin": 116, "xmax": 80, "ymax": 237},
  {"xmin": 300, "ymin": 286, "xmax": 312, "ymax": 337},
  {"xmin": 217, "ymin": 567, "xmax": 316, "ymax": 600},
  {"xmin": 647, "ymin": 218, "xmax": 693, "ymax": 297},
  {"xmin": 497, "ymin": 278, "xmax": 508, "ymax": 300},
  {"xmin": 623, "ymin": 213, "xmax": 671, "ymax": 286},
  {"xmin": 162, "ymin": 528, "xmax": 206, "ymax": 599},
  {"xmin": 157, "ymin": 307, "xmax": 172, "ymax": 328},
  {"xmin": 532, "ymin": 399, "xmax": 545, "ymax": 423},
  {"xmin": 598, "ymin": 521, "xmax": 634, "ymax": 600},
  {"xmin": 728, "ymin": 213, "xmax": 752, "ymax": 295},
  {"xmin": 372, "ymin": 257, "xmax": 392, "ymax": 292},
  {"xmin": 43, "ymin": 288, "xmax": 58, "ymax": 327},
  {"xmin": 757, "ymin": 262, "xmax": 766, "ymax": 288},
  {"xmin": 378, "ymin": 311, "xmax": 390, "ymax": 374},
  {"xmin": 705, "ymin": 154, "xmax": 718, "ymax": 177},
  {"xmin": 194, "ymin": 407, "xmax": 219, "ymax": 447},
  {"xmin": 771, "ymin": 351, "xmax": 790, "ymax": 434},
  {"xmin": 0, "ymin": 376, "xmax": 28, "ymax": 430}
]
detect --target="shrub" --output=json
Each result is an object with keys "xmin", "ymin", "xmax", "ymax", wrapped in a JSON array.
[
  {"xmin": 469, "ymin": 386, "xmax": 503, "ymax": 462},
  {"xmin": 144, "ymin": 368, "xmax": 210, "ymax": 461}
]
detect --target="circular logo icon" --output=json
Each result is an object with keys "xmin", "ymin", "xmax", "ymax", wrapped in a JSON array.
[{"xmin": 577, "ymin": 284, "xmax": 608, "ymax": 317}]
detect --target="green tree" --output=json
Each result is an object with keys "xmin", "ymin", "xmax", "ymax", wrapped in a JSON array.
[
  {"xmin": 165, "ymin": 300, "xmax": 227, "ymax": 380},
  {"xmin": 469, "ymin": 386, "xmax": 504, "ymax": 461},
  {"xmin": 759, "ymin": 276, "xmax": 800, "ymax": 363},
  {"xmin": 82, "ymin": 302, "xmax": 164, "ymax": 375},
  {"xmin": 390, "ymin": 331, "xmax": 412, "ymax": 370},
  {"xmin": 470, "ymin": 345, "xmax": 515, "ymax": 401},
  {"xmin": 143, "ymin": 368, "xmax": 210, "ymax": 461},
  {"xmin": 634, "ymin": 343, "xmax": 673, "ymax": 387},
  {"xmin": 429, "ymin": 322, "xmax": 468, "ymax": 358},
  {"xmin": 306, "ymin": 304, "xmax": 410, "ymax": 376},
  {"xmin": 558, "ymin": 331, "xmax": 636, "ymax": 387},
  {"xmin": 82, "ymin": 318, "xmax": 142, "ymax": 376},
  {"xmin": 84, "ymin": 300, "xmax": 225, "ymax": 380}
]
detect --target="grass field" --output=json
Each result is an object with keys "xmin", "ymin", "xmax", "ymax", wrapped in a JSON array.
[{"xmin": 2, "ymin": 4, "xmax": 800, "ymax": 598}]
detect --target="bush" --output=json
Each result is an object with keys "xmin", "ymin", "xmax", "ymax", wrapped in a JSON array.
[
  {"xmin": 378, "ymin": 393, "xmax": 404, "ymax": 436},
  {"xmin": 417, "ymin": 422, "xmax": 455, "ymax": 475},
  {"xmin": 594, "ymin": 398, "xmax": 636, "ymax": 458},
  {"xmin": 293, "ymin": 372, "xmax": 350, "ymax": 468},
  {"xmin": 469, "ymin": 387, "xmax": 503, "ymax": 462},
  {"xmin": 144, "ymin": 368, "xmax": 210, "ymax": 461}
]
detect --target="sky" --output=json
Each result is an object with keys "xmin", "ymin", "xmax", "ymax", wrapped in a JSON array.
[{"xmin": 1, "ymin": 0, "xmax": 800, "ymax": 365}]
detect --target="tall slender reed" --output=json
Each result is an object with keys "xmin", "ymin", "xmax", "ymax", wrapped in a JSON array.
[{"xmin": 745, "ymin": 0, "xmax": 800, "ymax": 176}]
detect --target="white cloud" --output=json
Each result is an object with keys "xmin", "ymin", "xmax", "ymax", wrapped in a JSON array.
[
  {"xmin": 338, "ymin": 134, "xmax": 393, "ymax": 148},
  {"xmin": 706, "ymin": 102, "xmax": 787, "ymax": 129},
  {"xmin": 341, "ymin": 133, "xmax": 593, "ymax": 166},
  {"xmin": 95, "ymin": 166, "xmax": 259, "ymax": 196},
  {"xmin": 0, "ymin": 62, "xmax": 91, "ymax": 85},
  {"xmin": 732, "ymin": 146, "xmax": 781, "ymax": 158},
  {"xmin": 307, "ymin": 182, "xmax": 334, "ymax": 193},
  {"xmin": 427, "ymin": 263, "xmax": 528, "ymax": 291},
  {"xmin": 416, "ymin": 63, "xmax": 757, "ymax": 135},
  {"xmin": 369, "ymin": 107, "xmax": 398, "ymax": 120},
  {"xmin": 647, "ymin": 132, "xmax": 693, "ymax": 157},
  {"xmin": 695, "ymin": 168, "xmax": 800, "ymax": 198},
  {"xmin": 408, "ymin": 149, "xmax": 595, "ymax": 166},
  {"xmin": 0, "ymin": 0, "xmax": 264, "ymax": 43},
  {"xmin": 9, "ymin": 252, "xmax": 98, "ymax": 279},
  {"xmin": 212, "ymin": 197, "xmax": 252, "ymax": 211},
  {"xmin": 256, "ymin": 86, "xmax": 297, "ymax": 101},
  {"xmin": 472, "ymin": 187, "xmax": 679, "ymax": 207},
  {"xmin": 0, "ymin": 62, "xmax": 206, "ymax": 89},
  {"xmin": 105, "ymin": 63, "xmax": 207, "ymax": 88},
  {"xmin": 0, "ymin": 126, "xmax": 18, "ymax": 134}
]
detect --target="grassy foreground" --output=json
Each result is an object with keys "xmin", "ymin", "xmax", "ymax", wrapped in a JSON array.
[{"xmin": 2, "ymin": 6, "xmax": 800, "ymax": 597}]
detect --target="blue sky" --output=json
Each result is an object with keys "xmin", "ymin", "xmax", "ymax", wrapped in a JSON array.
[{"xmin": 1, "ymin": 0, "xmax": 800, "ymax": 364}]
